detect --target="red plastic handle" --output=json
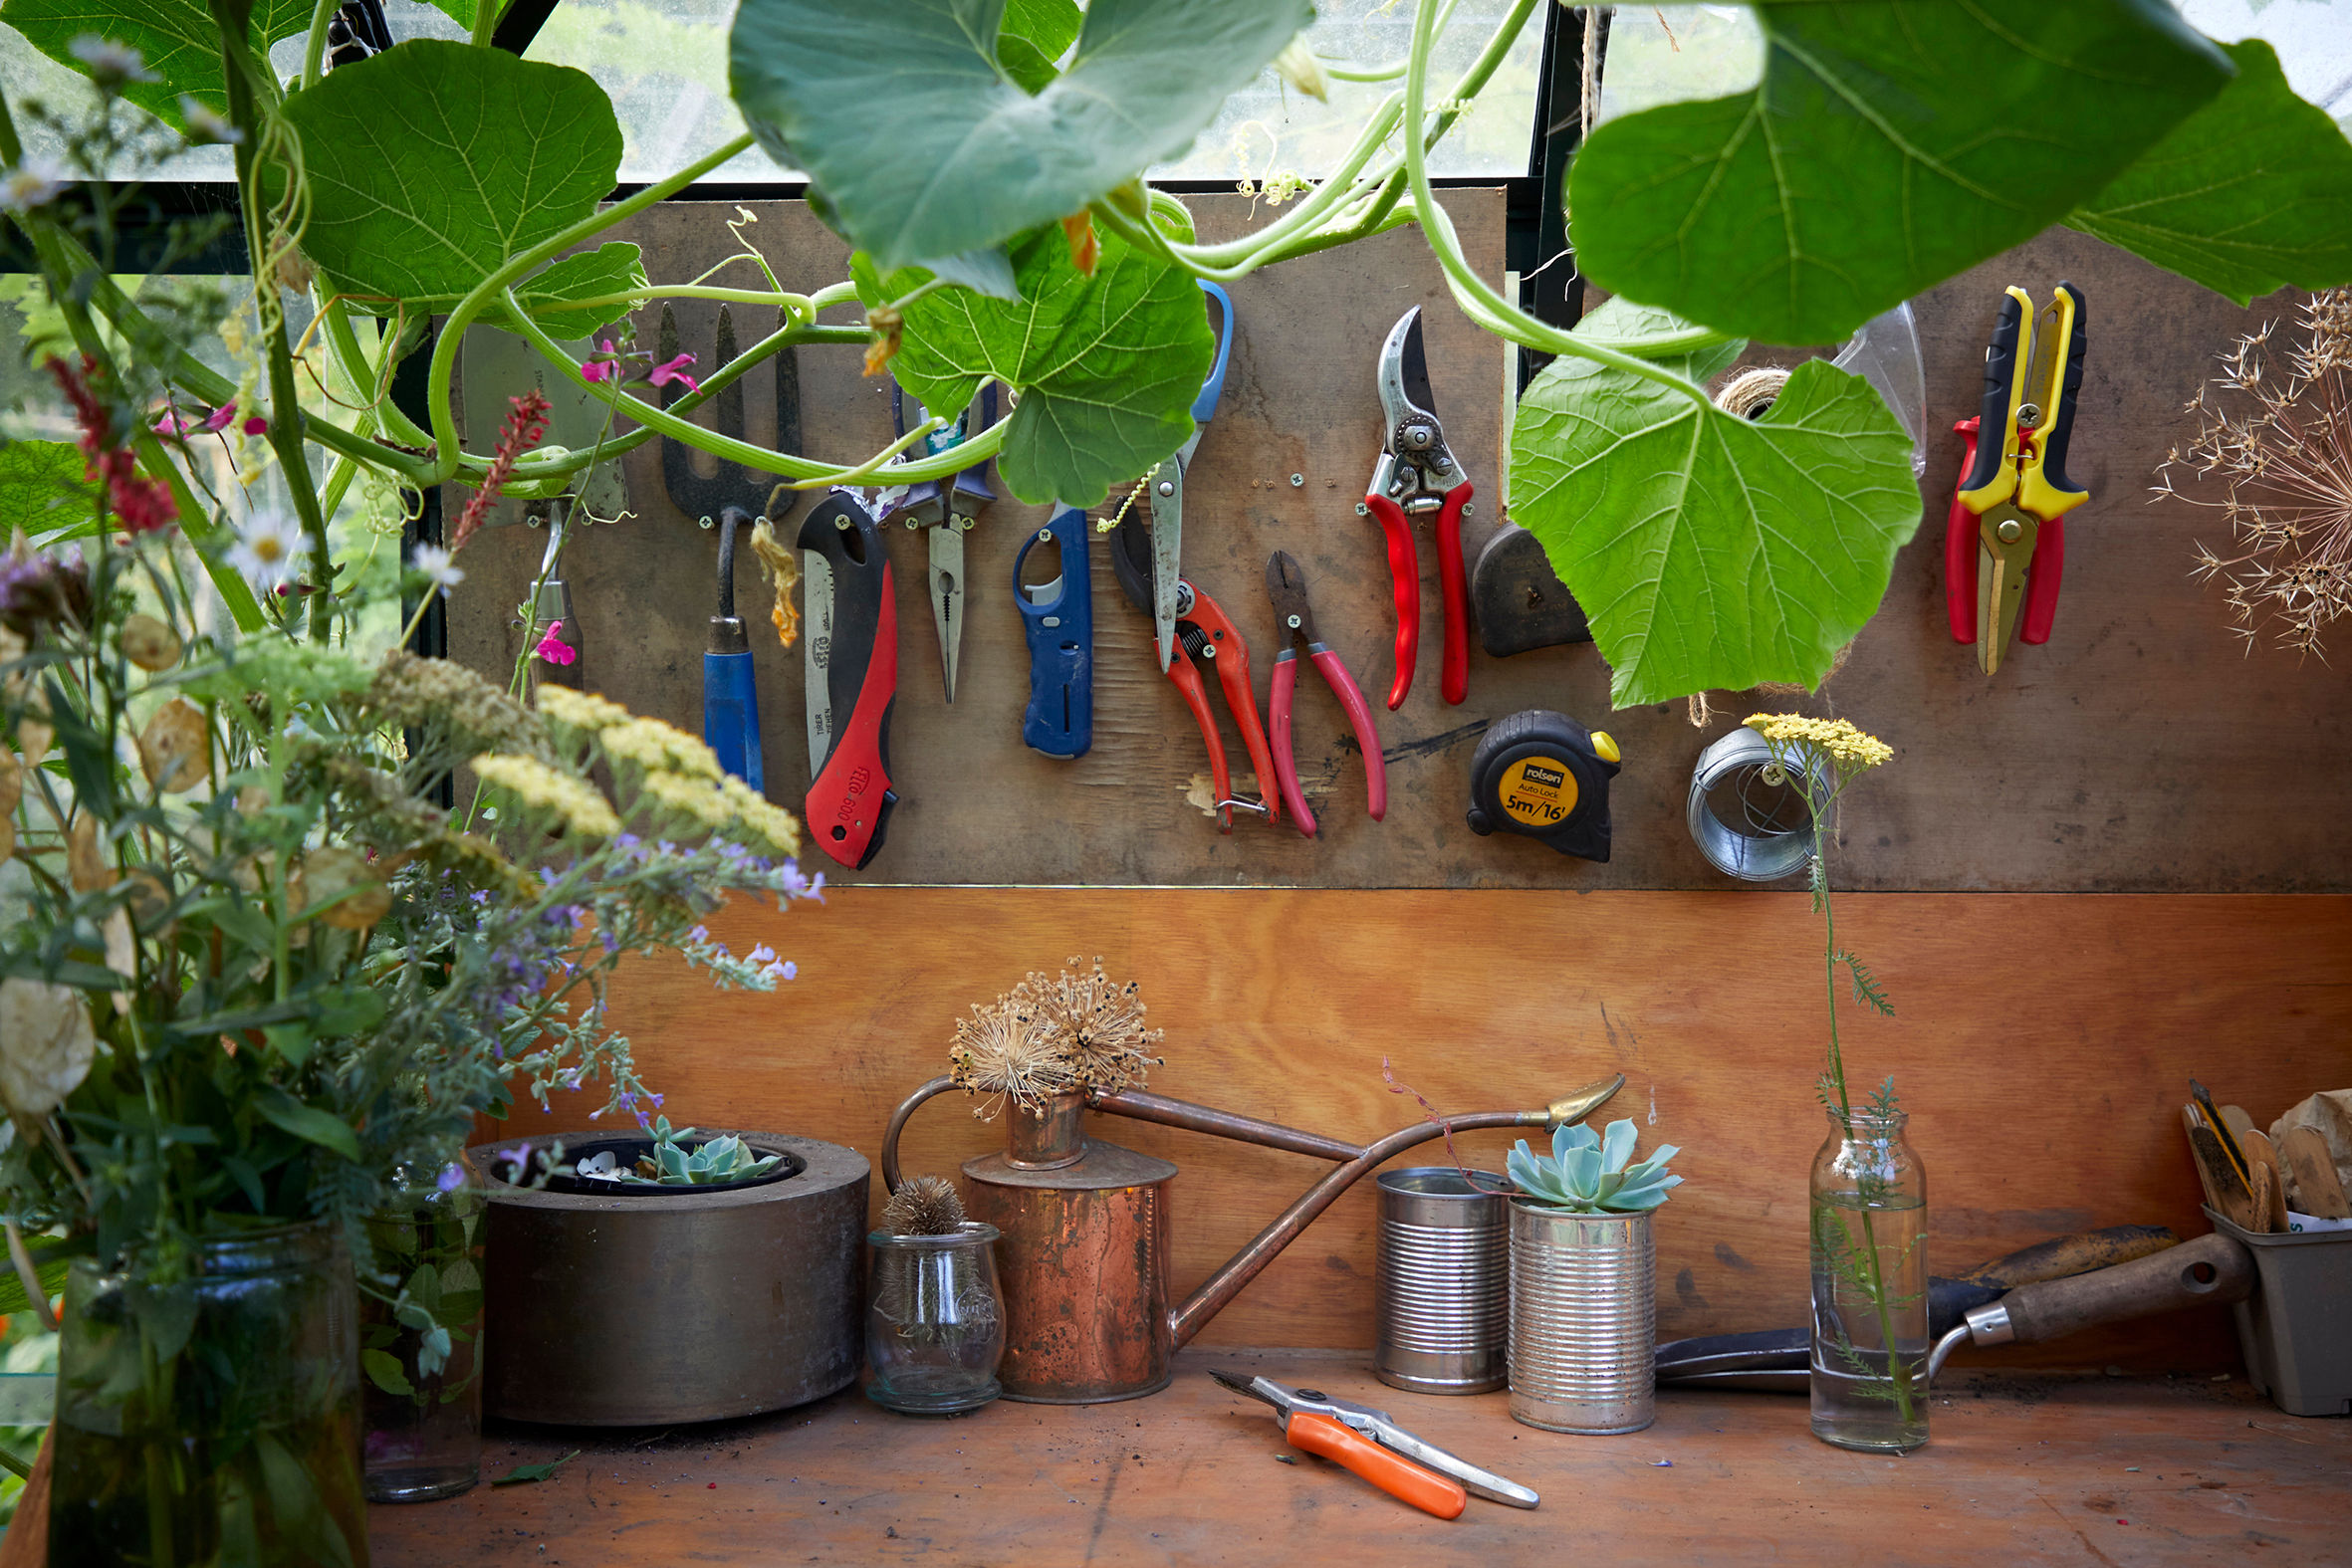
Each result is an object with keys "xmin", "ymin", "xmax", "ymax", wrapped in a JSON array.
[
  {"xmin": 1310, "ymin": 646, "xmax": 1386, "ymax": 822},
  {"xmin": 1435, "ymin": 485, "xmax": 1472, "ymax": 706},
  {"xmin": 1946, "ymin": 417, "xmax": 1981, "ymax": 645},
  {"xmin": 1269, "ymin": 652, "xmax": 1314, "ymax": 837},
  {"xmin": 808, "ymin": 560, "xmax": 898, "ymax": 869},
  {"xmin": 1205, "ymin": 614, "xmax": 1281, "ymax": 828},
  {"xmin": 1165, "ymin": 652, "xmax": 1233, "ymax": 832},
  {"xmin": 1286, "ymin": 1413, "xmax": 1465, "ymax": 1520},
  {"xmin": 1365, "ymin": 493, "xmax": 1419, "ymax": 710},
  {"xmin": 2020, "ymin": 516, "xmax": 2063, "ymax": 645}
]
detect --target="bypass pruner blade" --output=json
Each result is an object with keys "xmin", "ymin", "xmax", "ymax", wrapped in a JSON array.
[{"xmin": 1209, "ymin": 1370, "xmax": 1538, "ymax": 1512}]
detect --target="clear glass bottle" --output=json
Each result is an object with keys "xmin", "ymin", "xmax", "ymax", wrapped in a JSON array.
[
  {"xmin": 1809, "ymin": 1106, "xmax": 1929, "ymax": 1453},
  {"xmin": 361, "ymin": 1165, "xmax": 488, "ymax": 1502},
  {"xmin": 864, "ymin": 1223, "xmax": 1006, "ymax": 1415},
  {"xmin": 51, "ymin": 1222, "xmax": 368, "ymax": 1566}
]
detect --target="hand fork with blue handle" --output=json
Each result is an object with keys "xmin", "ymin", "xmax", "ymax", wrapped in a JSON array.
[{"xmin": 658, "ymin": 303, "xmax": 801, "ymax": 785}]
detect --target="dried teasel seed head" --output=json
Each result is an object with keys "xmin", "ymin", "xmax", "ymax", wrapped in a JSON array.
[
  {"xmin": 118, "ymin": 613, "xmax": 182, "ymax": 672},
  {"xmin": 882, "ymin": 1174, "xmax": 967, "ymax": 1236}
]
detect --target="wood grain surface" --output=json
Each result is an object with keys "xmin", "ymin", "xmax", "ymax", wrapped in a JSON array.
[
  {"xmin": 505, "ymin": 886, "xmax": 2352, "ymax": 1372},
  {"xmin": 444, "ymin": 201, "xmax": 2352, "ymax": 890},
  {"xmin": 366, "ymin": 1355, "xmax": 2352, "ymax": 1567}
]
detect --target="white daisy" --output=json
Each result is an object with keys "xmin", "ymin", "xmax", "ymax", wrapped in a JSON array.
[
  {"xmin": 229, "ymin": 510, "xmax": 305, "ymax": 592},
  {"xmin": 69, "ymin": 35, "xmax": 156, "ymax": 85},
  {"xmin": 0, "ymin": 158, "xmax": 67, "ymax": 214},
  {"xmin": 176, "ymin": 96, "xmax": 243, "ymax": 145},
  {"xmin": 410, "ymin": 543, "xmax": 463, "ymax": 591}
]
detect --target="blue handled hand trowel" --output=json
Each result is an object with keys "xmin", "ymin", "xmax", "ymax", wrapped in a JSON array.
[{"xmin": 705, "ymin": 505, "xmax": 764, "ymax": 788}]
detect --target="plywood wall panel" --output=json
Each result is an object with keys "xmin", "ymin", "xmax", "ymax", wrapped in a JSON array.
[{"xmin": 503, "ymin": 886, "xmax": 2352, "ymax": 1372}]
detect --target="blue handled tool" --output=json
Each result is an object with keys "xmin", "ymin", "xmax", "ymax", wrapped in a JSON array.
[
  {"xmin": 1015, "ymin": 503, "xmax": 1093, "ymax": 759},
  {"xmin": 704, "ymin": 505, "xmax": 764, "ymax": 788}
]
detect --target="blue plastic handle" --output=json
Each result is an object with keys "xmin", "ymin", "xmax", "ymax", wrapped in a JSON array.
[
  {"xmin": 1192, "ymin": 281, "xmax": 1234, "ymax": 426},
  {"xmin": 1015, "ymin": 507, "xmax": 1093, "ymax": 759},
  {"xmin": 703, "ymin": 649, "xmax": 765, "ymax": 790}
]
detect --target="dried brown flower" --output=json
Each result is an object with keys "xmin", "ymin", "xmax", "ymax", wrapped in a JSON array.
[
  {"xmin": 950, "ymin": 996, "xmax": 1077, "ymax": 1120},
  {"xmin": 1013, "ymin": 957, "xmax": 1163, "ymax": 1095},
  {"xmin": 2157, "ymin": 288, "xmax": 2352, "ymax": 659},
  {"xmin": 366, "ymin": 650, "xmax": 553, "ymax": 768},
  {"xmin": 882, "ymin": 1174, "xmax": 967, "ymax": 1236},
  {"xmin": 137, "ymin": 697, "xmax": 210, "ymax": 792}
]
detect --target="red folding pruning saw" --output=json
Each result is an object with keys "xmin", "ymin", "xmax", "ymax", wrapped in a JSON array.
[{"xmin": 1364, "ymin": 306, "xmax": 1475, "ymax": 710}]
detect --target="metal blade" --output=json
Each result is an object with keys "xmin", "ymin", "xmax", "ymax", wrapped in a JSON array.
[
  {"xmin": 929, "ymin": 525, "xmax": 963, "ymax": 703},
  {"xmin": 1360, "ymin": 1420, "xmax": 1540, "ymax": 1509},
  {"xmin": 1376, "ymin": 307, "xmax": 1437, "ymax": 430},
  {"xmin": 1976, "ymin": 504, "xmax": 2038, "ymax": 676},
  {"xmin": 1148, "ymin": 461, "xmax": 1182, "ymax": 671},
  {"xmin": 803, "ymin": 547, "xmax": 836, "ymax": 775},
  {"xmin": 1023, "ymin": 576, "xmax": 1063, "ymax": 606}
]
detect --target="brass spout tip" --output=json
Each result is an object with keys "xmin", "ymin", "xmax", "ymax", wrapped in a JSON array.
[{"xmin": 1540, "ymin": 1072, "xmax": 1627, "ymax": 1129}]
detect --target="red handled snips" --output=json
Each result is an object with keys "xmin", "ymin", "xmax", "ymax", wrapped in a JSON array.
[
  {"xmin": 1364, "ymin": 306, "xmax": 1475, "ymax": 710},
  {"xmin": 1264, "ymin": 551, "xmax": 1385, "ymax": 837}
]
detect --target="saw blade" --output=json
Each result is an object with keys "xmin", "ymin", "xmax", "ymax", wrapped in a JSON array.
[{"xmin": 803, "ymin": 547, "xmax": 836, "ymax": 775}]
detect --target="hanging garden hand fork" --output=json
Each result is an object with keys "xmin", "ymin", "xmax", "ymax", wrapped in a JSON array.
[{"xmin": 659, "ymin": 303, "xmax": 802, "ymax": 784}]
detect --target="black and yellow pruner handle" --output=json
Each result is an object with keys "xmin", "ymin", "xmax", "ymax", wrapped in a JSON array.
[{"xmin": 1956, "ymin": 283, "xmax": 2089, "ymax": 522}]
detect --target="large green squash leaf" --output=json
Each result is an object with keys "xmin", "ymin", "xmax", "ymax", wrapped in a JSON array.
[
  {"xmin": 2067, "ymin": 40, "xmax": 2352, "ymax": 304},
  {"xmin": 1568, "ymin": 0, "xmax": 2232, "ymax": 346},
  {"xmin": 1511, "ymin": 301, "xmax": 1918, "ymax": 706},
  {"xmin": 0, "ymin": 0, "xmax": 314, "ymax": 126},
  {"xmin": 0, "ymin": 439, "xmax": 88, "ymax": 538},
  {"xmin": 274, "ymin": 41, "xmax": 622, "ymax": 316},
  {"xmin": 858, "ymin": 221, "xmax": 1213, "ymax": 508},
  {"xmin": 997, "ymin": 0, "xmax": 1081, "ymax": 94},
  {"xmin": 479, "ymin": 243, "xmax": 650, "ymax": 340},
  {"xmin": 730, "ymin": 0, "xmax": 1312, "ymax": 270}
]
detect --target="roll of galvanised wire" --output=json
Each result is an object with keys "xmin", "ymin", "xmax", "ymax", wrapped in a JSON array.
[
  {"xmin": 1687, "ymin": 726, "xmax": 1833, "ymax": 882},
  {"xmin": 1375, "ymin": 1168, "xmax": 1511, "ymax": 1394}
]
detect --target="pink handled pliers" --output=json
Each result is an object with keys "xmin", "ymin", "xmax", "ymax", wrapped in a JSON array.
[{"xmin": 1265, "ymin": 551, "xmax": 1386, "ymax": 837}]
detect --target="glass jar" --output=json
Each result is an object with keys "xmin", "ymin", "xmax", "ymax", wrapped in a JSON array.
[
  {"xmin": 51, "ymin": 1221, "xmax": 368, "ymax": 1566},
  {"xmin": 362, "ymin": 1165, "xmax": 488, "ymax": 1502},
  {"xmin": 1809, "ymin": 1106, "xmax": 1929, "ymax": 1453},
  {"xmin": 864, "ymin": 1223, "xmax": 1005, "ymax": 1415}
]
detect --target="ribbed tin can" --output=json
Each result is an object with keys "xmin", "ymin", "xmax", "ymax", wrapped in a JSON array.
[
  {"xmin": 1508, "ymin": 1202, "xmax": 1655, "ymax": 1434},
  {"xmin": 1374, "ymin": 1168, "xmax": 1510, "ymax": 1394}
]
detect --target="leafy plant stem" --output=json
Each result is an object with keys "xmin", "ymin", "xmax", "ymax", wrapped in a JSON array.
[
  {"xmin": 301, "ymin": 0, "xmax": 339, "ymax": 90},
  {"xmin": 470, "ymin": 0, "xmax": 499, "ymax": 48},
  {"xmin": 1399, "ymin": 0, "xmax": 1711, "ymax": 397},
  {"xmin": 323, "ymin": 302, "xmax": 432, "ymax": 450}
]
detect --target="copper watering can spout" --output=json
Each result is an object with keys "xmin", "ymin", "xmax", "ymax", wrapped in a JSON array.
[{"xmin": 880, "ymin": 1071, "xmax": 1624, "ymax": 1404}]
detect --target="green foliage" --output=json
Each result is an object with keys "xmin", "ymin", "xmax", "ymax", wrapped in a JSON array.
[
  {"xmin": 271, "ymin": 41, "xmax": 623, "ymax": 317},
  {"xmin": 492, "ymin": 1449, "xmax": 581, "ymax": 1487},
  {"xmin": 1510, "ymin": 300, "xmax": 1918, "ymax": 704},
  {"xmin": 1837, "ymin": 952, "xmax": 1894, "ymax": 1017},
  {"xmin": 2065, "ymin": 40, "xmax": 2352, "ymax": 305},
  {"xmin": 858, "ymin": 218, "xmax": 1215, "ymax": 507},
  {"xmin": 479, "ymin": 243, "xmax": 651, "ymax": 341},
  {"xmin": 0, "ymin": 0, "xmax": 314, "ymax": 126},
  {"xmin": 997, "ymin": 0, "xmax": 1082, "ymax": 94},
  {"xmin": 1567, "ymin": 0, "xmax": 2230, "ymax": 346},
  {"xmin": 577, "ymin": 1118, "xmax": 785, "ymax": 1187},
  {"xmin": 0, "ymin": 440, "xmax": 87, "ymax": 540},
  {"xmin": 729, "ymin": 0, "xmax": 1310, "ymax": 269},
  {"xmin": 1507, "ymin": 1119, "xmax": 1682, "ymax": 1214}
]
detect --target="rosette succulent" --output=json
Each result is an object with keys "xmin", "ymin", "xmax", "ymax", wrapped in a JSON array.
[{"xmin": 1508, "ymin": 1119, "xmax": 1682, "ymax": 1214}]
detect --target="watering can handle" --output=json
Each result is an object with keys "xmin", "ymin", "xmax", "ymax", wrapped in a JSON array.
[{"xmin": 879, "ymin": 1075, "xmax": 960, "ymax": 1194}]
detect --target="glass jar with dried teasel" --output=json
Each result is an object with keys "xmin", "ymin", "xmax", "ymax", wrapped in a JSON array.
[{"xmin": 864, "ymin": 1176, "xmax": 1006, "ymax": 1415}]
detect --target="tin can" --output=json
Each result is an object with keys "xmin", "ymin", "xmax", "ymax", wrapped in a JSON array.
[
  {"xmin": 1508, "ymin": 1202, "xmax": 1655, "ymax": 1434},
  {"xmin": 1375, "ymin": 1168, "xmax": 1511, "ymax": 1394}
]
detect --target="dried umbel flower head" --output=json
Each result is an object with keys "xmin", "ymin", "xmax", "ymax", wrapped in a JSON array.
[
  {"xmin": 2159, "ymin": 289, "xmax": 2352, "ymax": 658},
  {"xmin": 950, "ymin": 996, "xmax": 1077, "ymax": 1120},
  {"xmin": 1013, "ymin": 957, "xmax": 1163, "ymax": 1095},
  {"xmin": 882, "ymin": 1174, "xmax": 966, "ymax": 1236}
]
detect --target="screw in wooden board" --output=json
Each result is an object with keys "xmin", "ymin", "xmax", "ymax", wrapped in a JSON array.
[{"xmin": 1289, "ymin": 474, "xmax": 1303, "ymax": 487}]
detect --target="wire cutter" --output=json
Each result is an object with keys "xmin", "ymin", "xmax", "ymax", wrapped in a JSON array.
[
  {"xmin": 886, "ymin": 382, "xmax": 997, "ymax": 703},
  {"xmin": 1947, "ymin": 282, "xmax": 2088, "ymax": 675},
  {"xmin": 1210, "ymin": 1370, "xmax": 1539, "ymax": 1518},
  {"xmin": 1109, "ymin": 512, "xmax": 1278, "ymax": 831},
  {"xmin": 1365, "ymin": 306, "xmax": 1475, "ymax": 710},
  {"xmin": 1264, "ymin": 551, "xmax": 1385, "ymax": 837},
  {"xmin": 1141, "ymin": 281, "xmax": 1235, "ymax": 671}
]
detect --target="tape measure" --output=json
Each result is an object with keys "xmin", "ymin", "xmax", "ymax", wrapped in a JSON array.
[{"xmin": 1466, "ymin": 710, "xmax": 1621, "ymax": 862}]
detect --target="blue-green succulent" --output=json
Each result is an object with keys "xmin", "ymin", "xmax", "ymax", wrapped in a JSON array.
[
  {"xmin": 577, "ymin": 1117, "xmax": 785, "ymax": 1187},
  {"xmin": 1507, "ymin": 1119, "xmax": 1682, "ymax": 1214}
]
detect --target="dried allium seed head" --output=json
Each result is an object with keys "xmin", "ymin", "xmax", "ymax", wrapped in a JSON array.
[
  {"xmin": 1011, "ymin": 957, "xmax": 1164, "ymax": 1094},
  {"xmin": 882, "ymin": 1174, "xmax": 966, "ymax": 1236},
  {"xmin": 950, "ymin": 995, "xmax": 1077, "ymax": 1119}
]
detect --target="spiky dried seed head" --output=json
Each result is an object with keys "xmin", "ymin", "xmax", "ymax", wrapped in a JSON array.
[
  {"xmin": 950, "ymin": 994, "xmax": 1078, "ymax": 1120},
  {"xmin": 882, "ymin": 1174, "xmax": 967, "ymax": 1236}
]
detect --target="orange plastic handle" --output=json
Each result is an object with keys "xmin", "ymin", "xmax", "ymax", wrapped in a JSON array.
[{"xmin": 1286, "ymin": 1412, "xmax": 1466, "ymax": 1520}]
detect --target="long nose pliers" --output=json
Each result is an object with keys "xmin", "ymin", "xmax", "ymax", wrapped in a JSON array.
[{"xmin": 1264, "ymin": 551, "xmax": 1385, "ymax": 837}]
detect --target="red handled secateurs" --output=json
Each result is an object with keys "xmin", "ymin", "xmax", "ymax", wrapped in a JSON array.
[
  {"xmin": 1265, "ymin": 552, "xmax": 1385, "ymax": 837},
  {"xmin": 1109, "ymin": 513, "xmax": 1280, "ymax": 832},
  {"xmin": 1948, "ymin": 282, "xmax": 2089, "ymax": 675},
  {"xmin": 1365, "ymin": 307, "xmax": 1475, "ymax": 710}
]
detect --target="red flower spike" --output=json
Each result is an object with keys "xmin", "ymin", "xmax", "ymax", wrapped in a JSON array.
[{"xmin": 451, "ymin": 390, "xmax": 554, "ymax": 554}]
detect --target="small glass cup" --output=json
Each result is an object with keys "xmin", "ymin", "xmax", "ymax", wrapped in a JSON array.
[{"xmin": 864, "ymin": 1223, "xmax": 1005, "ymax": 1415}]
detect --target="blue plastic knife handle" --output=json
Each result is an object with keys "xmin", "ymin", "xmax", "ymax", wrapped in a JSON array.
[
  {"xmin": 1016, "ymin": 506, "xmax": 1093, "ymax": 759},
  {"xmin": 704, "ymin": 649, "xmax": 765, "ymax": 790},
  {"xmin": 1194, "ymin": 282, "xmax": 1234, "ymax": 424}
]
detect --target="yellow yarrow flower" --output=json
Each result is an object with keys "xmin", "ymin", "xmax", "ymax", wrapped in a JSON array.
[
  {"xmin": 600, "ymin": 717, "xmax": 723, "ymax": 781},
  {"xmin": 719, "ymin": 775, "xmax": 804, "ymax": 858},
  {"xmin": 640, "ymin": 769, "xmax": 733, "ymax": 831},
  {"xmin": 471, "ymin": 754, "xmax": 621, "ymax": 838},
  {"xmin": 535, "ymin": 687, "xmax": 632, "ymax": 734},
  {"xmin": 1743, "ymin": 714, "xmax": 1892, "ymax": 772}
]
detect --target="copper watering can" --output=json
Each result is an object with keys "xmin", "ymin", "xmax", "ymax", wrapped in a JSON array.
[{"xmin": 879, "ymin": 1072, "xmax": 1624, "ymax": 1404}]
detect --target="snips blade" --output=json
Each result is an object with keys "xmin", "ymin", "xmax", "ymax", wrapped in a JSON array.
[
  {"xmin": 1377, "ymin": 307, "xmax": 1438, "ymax": 434},
  {"xmin": 1208, "ymin": 1370, "xmax": 1289, "ymax": 1419},
  {"xmin": 1146, "ymin": 462, "xmax": 1182, "ymax": 671},
  {"xmin": 1108, "ymin": 510, "xmax": 1157, "ymax": 616},
  {"xmin": 1292, "ymin": 1388, "xmax": 1540, "ymax": 1510},
  {"xmin": 1265, "ymin": 550, "xmax": 1317, "ymax": 646},
  {"xmin": 1977, "ymin": 503, "xmax": 2039, "ymax": 676},
  {"xmin": 928, "ymin": 525, "xmax": 963, "ymax": 703}
]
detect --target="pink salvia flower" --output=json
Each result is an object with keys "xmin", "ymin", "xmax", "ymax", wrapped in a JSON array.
[
  {"xmin": 648, "ymin": 352, "xmax": 699, "ymax": 395},
  {"xmin": 534, "ymin": 620, "xmax": 578, "ymax": 667},
  {"xmin": 241, "ymin": 415, "xmax": 268, "ymax": 436},
  {"xmin": 201, "ymin": 403, "xmax": 238, "ymax": 432}
]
